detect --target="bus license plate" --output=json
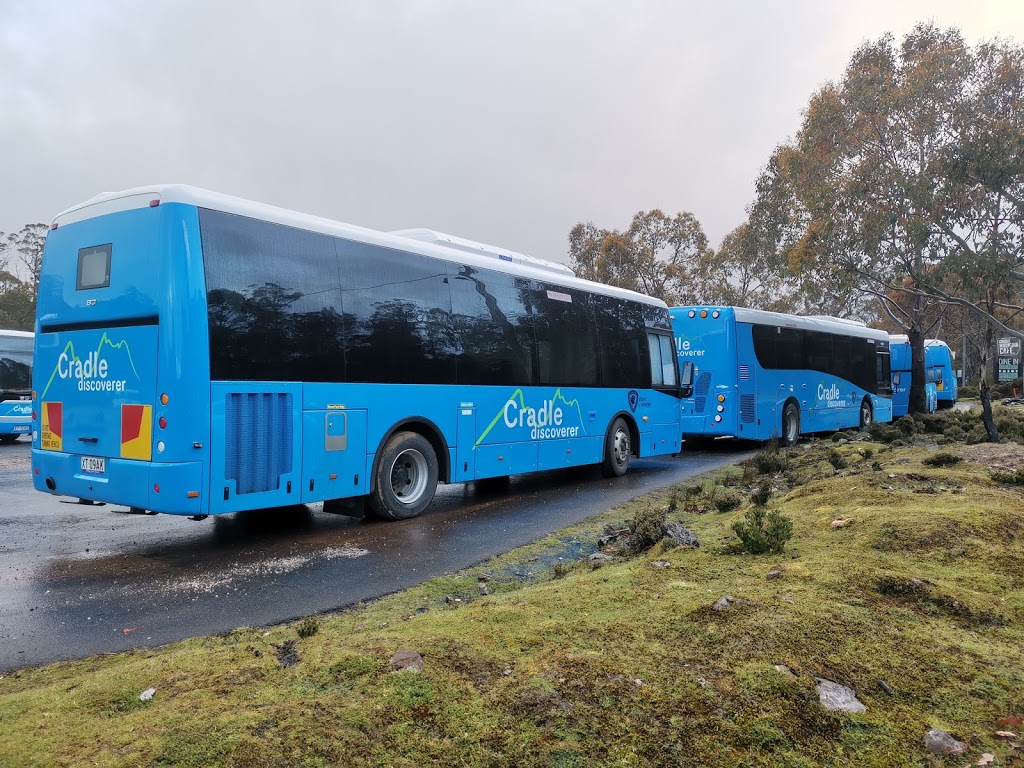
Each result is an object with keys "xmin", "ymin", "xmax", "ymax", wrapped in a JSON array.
[{"xmin": 81, "ymin": 456, "xmax": 105, "ymax": 474}]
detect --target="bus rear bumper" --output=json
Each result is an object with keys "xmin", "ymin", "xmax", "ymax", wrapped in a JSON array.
[{"xmin": 31, "ymin": 449, "xmax": 205, "ymax": 515}]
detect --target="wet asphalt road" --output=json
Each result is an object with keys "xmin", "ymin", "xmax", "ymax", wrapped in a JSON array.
[{"xmin": 0, "ymin": 438, "xmax": 752, "ymax": 671}]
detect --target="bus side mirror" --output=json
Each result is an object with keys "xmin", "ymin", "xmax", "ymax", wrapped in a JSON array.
[{"xmin": 680, "ymin": 361, "xmax": 694, "ymax": 398}]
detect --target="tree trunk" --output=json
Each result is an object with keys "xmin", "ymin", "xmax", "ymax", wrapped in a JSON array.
[
  {"xmin": 979, "ymin": 379, "xmax": 1000, "ymax": 443},
  {"xmin": 908, "ymin": 325, "xmax": 927, "ymax": 415}
]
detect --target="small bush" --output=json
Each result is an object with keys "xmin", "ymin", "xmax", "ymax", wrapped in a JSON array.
[
  {"xmin": 830, "ymin": 432, "xmax": 844, "ymax": 443},
  {"xmin": 751, "ymin": 449, "xmax": 787, "ymax": 475},
  {"xmin": 867, "ymin": 423, "xmax": 902, "ymax": 443},
  {"xmin": 629, "ymin": 505, "xmax": 667, "ymax": 551},
  {"xmin": 871, "ymin": 461, "xmax": 883, "ymax": 471},
  {"xmin": 992, "ymin": 469, "xmax": 1024, "ymax": 485},
  {"xmin": 959, "ymin": 384, "xmax": 979, "ymax": 399},
  {"xmin": 922, "ymin": 452, "xmax": 962, "ymax": 468},
  {"xmin": 895, "ymin": 416, "xmax": 922, "ymax": 436},
  {"xmin": 750, "ymin": 480, "xmax": 773, "ymax": 507},
  {"xmin": 552, "ymin": 562, "xmax": 570, "ymax": 579},
  {"xmin": 943, "ymin": 426, "xmax": 966, "ymax": 442},
  {"xmin": 296, "ymin": 617, "xmax": 320, "ymax": 639},
  {"xmin": 860, "ymin": 447, "xmax": 874, "ymax": 460},
  {"xmin": 825, "ymin": 448, "xmax": 848, "ymax": 470},
  {"xmin": 732, "ymin": 506, "xmax": 794, "ymax": 554},
  {"xmin": 713, "ymin": 491, "xmax": 743, "ymax": 513},
  {"xmin": 967, "ymin": 426, "xmax": 988, "ymax": 445},
  {"xmin": 666, "ymin": 493, "xmax": 678, "ymax": 513}
]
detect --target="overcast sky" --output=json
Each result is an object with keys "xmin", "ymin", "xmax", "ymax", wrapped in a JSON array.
[{"xmin": 2, "ymin": 0, "xmax": 1023, "ymax": 265}]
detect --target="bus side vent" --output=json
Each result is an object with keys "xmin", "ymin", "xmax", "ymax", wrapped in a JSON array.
[
  {"xmin": 740, "ymin": 394, "xmax": 755, "ymax": 423},
  {"xmin": 225, "ymin": 392, "xmax": 293, "ymax": 494},
  {"xmin": 694, "ymin": 372, "xmax": 712, "ymax": 413},
  {"xmin": 739, "ymin": 364, "xmax": 750, "ymax": 381}
]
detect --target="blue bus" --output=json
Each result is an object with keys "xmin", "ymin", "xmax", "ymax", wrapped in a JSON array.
[
  {"xmin": 889, "ymin": 334, "xmax": 938, "ymax": 417},
  {"xmin": 0, "ymin": 329, "xmax": 33, "ymax": 444},
  {"xmin": 32, "ymin": 185, "xmax": 684, "ymax": 519},
  {"xmin": 926, "ymin": 339, "xmax": 958, "ymax": 408},
  {"xmin": 669, "ymin": 306, "xmax": 893, "ymax": 446}
]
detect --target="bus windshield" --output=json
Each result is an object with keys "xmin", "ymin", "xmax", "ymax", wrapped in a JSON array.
[{"xmin": 0, "ymin": 332, "xmax": 33, "ymax": 394}]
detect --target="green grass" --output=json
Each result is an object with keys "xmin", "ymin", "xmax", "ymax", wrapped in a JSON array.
[{"xmin": 1, "ymin": 439, "xmax": 1022, "ymax": 767}]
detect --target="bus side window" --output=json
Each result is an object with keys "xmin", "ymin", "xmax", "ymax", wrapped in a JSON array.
[{"xmin": 648, "ymin": 333, "xmax": 677, "ymax": 388}]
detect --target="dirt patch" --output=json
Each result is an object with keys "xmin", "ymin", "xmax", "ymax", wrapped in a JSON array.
[{"xmin": 959, "ymin": 442, "xmax": 1024, "ymax": 473}]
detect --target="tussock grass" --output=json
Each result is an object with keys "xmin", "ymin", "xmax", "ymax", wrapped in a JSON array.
[{"xmin": 1, "ymin": 443, "xmax": 1023, "ymax": 767}]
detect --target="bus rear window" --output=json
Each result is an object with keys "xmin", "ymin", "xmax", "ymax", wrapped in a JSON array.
[{"xmin": 77, "ymin": 245, "xmax": 111, "ymax": 290}]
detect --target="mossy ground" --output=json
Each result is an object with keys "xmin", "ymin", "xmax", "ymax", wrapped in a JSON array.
[{"xmin": 2, "ymin": 418, "xmax": 1023, "ymax": 767}]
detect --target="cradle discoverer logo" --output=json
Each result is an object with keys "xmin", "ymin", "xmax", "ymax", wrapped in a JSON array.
[
  {"xmin": 675, "ymin": 335, "xmax": 706, "ymax": 358},
  {"xmin": 475, "ymin": 388, "xmax": 586, "ymax": 448},
  {"xmin": 817, "ymin": 382, "xmax": 847, "ymax": 408},
  {"xmin": 40, "ymin": 333, "xmax": 140, "ymax": 400}
]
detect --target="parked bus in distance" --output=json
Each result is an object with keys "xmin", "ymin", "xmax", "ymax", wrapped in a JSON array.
[
  {"xmin": 32, "ymin": 185, "xmax": 687, "ymax": 519},
  {"xmin": 889, "ymin": 334, "xmax": 938, "ymax": 417},
  {"xmin": 669, "ymin": 306, "xmax": 893, "ymax": 446},
  {"xmin": 926, "ymin": 339, "xmax": 958, "ymax": 408},
  {"xmin": 0, "ymin": 329, "xmax": 34, "ymax": 444}
]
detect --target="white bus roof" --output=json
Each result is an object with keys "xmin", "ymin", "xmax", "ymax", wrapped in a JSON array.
[
  {"xmin": 729, "ymin": 307, "xmax": 890, "ymax": 342},
  {"xmin": 52, "ymin": 185, "xmax": 666, "ymax": 309}
]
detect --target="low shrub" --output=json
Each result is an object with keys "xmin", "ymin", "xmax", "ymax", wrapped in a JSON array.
[
  {"xmin": 629, "ymin": 505, "xmax": 667, "ymax": 551},
  {"xmin": 750, "ymin": 480, "xmax": 772, "ymax": 507},
  {"xmin": 992, "ymin": 469, "xmax": 1024, "ymax": 485},
  {"xmin": 714, "ymin": 492, "xmax": 743, "ymax": 513},
  {"xmin": 922, "ymin": 452, "xmax": 962, "ymax": 468},
  {"xmin": 296, "ymin": 617, "xmax": 320, "ymax": 639},
  {"xmin": 751, "ymin": 448, "xmax": 787, "ymax": 475},
  {"xmin": 860, "ymin": 447, "xmax": 874, "ymax": 460},
  {"xmin": 732, "ymin": 506, "xmax": 793, "ymax": 554},
  {"xmin": 825, "ymin": 448, "xmax": 847, "ymax": 470},
  {"xmin": 943, "ymin": 426, "xmax": 966, "ymax": 442}
]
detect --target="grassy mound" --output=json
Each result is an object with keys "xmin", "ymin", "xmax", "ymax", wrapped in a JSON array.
[{"xmin": 1, "ymin": 440, "xmax": 1022, "ymax": 767}]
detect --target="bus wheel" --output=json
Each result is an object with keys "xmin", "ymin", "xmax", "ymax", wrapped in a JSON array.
[
  {"xmin": 0, "ymin": 434, "xmax": 19, "ymax": 445},
  {"xmin": 600, "ymin": 417, "xmax": 631, "ymax": 478},
  {"xmin": 369, "ymin": 432, "xmax": 438, "ymax": 520},
  {"xmin": 781, "ymin": 402, "xmax": 800, "ymax": 447},
  {"xmin": 859, "ymin": 399, "xmax": 873, "ymax": 429}
]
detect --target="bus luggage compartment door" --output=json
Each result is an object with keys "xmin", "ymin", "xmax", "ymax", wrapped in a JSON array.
[
  {"xmin": 210, "ymin": 383, "xmax": 302, "ymax": 513},
  {"xmin": 301, "ymin": 409, "xmax": 367, "ymax": 503}
]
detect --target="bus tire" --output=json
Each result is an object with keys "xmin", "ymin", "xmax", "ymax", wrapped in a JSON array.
[
  {"xmin": 600, "ymin": 417, "xmax": 631, "ymax": 478},
  {"xmin": 368, "ymin": 431, "xmax": 438, "ymax": 521},
  {"xmin": 859, "ymin": 399, "xmax": 873, "ymax": 429},
  {"xmin": 0, "ymin": 434, "xmax": 19, "ymax": 445},
  {"xmin": 781, "ymin": 401, "xmax": 800, "ymax": 447}
]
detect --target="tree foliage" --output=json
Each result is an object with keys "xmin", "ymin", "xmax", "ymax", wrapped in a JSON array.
[
  {"xmin": 0, "ymin": 224, "xmax": 46, "ymax": 331},
  {"xmin": 743, "ymin": 23, "xmax": 1024, "ymax": 422},
  {"xmin": 568, "ymin": 209, "xmax": 713, "ymax": 305}
]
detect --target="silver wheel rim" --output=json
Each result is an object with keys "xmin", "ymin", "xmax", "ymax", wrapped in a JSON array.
[
  {"xmin": 613, "ymin": 428, "xmax": 630, "ymax": 466},
  {"xmin": 862, "ymin": 404, "xmax": 871, "ymax": 426},
  {"xmin": 389, "ymin": 449, "xmax": 429, "ymax": 506},
  {"xmin": 785, "ymin": 410, "xmax": 797, "ymax": 443}
]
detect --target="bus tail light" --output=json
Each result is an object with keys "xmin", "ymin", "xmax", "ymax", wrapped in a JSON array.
[
  {"xmin": 154, "ymin": 484, "xmax": 160, "ymax": 493},
  {"xmin": 712, "ymin": 310, "xmax": 720, "ymax": 318},
  {"xmin": 688, "ymin": 310, "xmax": 696, "ymax": 318},
  {"xmin": 159, "ymin": 417, "xmax": 167, "ymax": 429},
  {"xmin": 160, "ymin": 393, "xmax": 169, "ymax": 405},
  {"xmin": 187, "ymin": 491, "xmax": 199, "ymax": 498},
  {"xmin": 717, "ymin": 395, "xmax": 726, "ymax": 403},
  {"xmin": 700, "ymin": 310, "xmax": 708, "ymax": 318}
]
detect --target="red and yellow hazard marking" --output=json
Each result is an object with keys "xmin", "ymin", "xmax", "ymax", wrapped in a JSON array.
[
  {"xmin": 41, "ymin": 401, "xmax": 63, "ymax": 451},
  {"xmin": 120, "ymin": 404, "xmax": 152, "ymax": 460}
]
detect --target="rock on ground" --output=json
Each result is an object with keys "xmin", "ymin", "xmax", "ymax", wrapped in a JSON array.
[
  {"xmin": 923, "ymin": 727, "xmax": 967, "ymax": 756},
  {"xmin": 389, "ymin": 649, "xmax": 424, "ymax": 673},
  {"xmin": 815, "ymin": 679, "xmax": 866, "ymax": 713},
  {"xmin": 665, "ymin": 521, "xmax": 700, "ymax": 548}
]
